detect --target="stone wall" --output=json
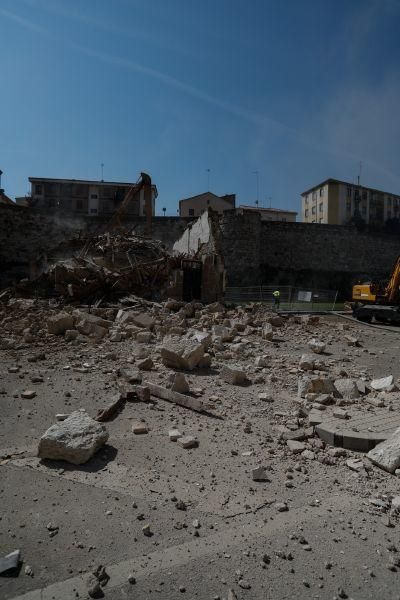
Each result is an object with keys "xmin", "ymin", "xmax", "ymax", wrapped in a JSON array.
[
  {"xmin": 216, "ymin": 211, "xmax": 400, "ymax": 296},
  {"xmin": 3, "ymin": 203, "xmax": 400, "ymax": 299},
  {"xmin": 0, "ymin": 204, "xmax": 190, "ymax": 284}
]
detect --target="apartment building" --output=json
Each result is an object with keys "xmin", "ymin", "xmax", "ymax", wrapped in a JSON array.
[
  {"xmin": 28, "ymin": 177, "xmax": 158, "ymax": 217},
  {"xmin": 301, "ymin": 178, "xmax": 400, "ymax": 225}
]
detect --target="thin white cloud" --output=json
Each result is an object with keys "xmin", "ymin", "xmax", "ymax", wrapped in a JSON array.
[
  {"xmin": 3, "ymin": 3, "xmax": 400, "ymax": 187},
  {"xmin": 0, "ymin": 6, "xmax": 47, "ymax": 34},
  {"xmin": 72, "ymin": 43, "xmax": 297, "ymax": 138}
]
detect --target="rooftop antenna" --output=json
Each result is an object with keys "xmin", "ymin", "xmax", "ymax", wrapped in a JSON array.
[
  {"xmin": 357, "ymin": 161, "xmax": 362, "ymax": 186},
  {"xmin": 0, "ymin": 169, "xmax": 3, "ymax": 193},
  {"xmin": 206, "ymin": 168, "xmax": 211, "ymax": 191},
  {"xmin": 253, "ymin": 170, "xmax": 259, "ymax": 206},
  {"xmin": 267, "ymin": 196, "xmax": 272, "ymax": 208},
  {"xmin": 101, "ymin": 162, "xmax": 104, "ymax": 182}
]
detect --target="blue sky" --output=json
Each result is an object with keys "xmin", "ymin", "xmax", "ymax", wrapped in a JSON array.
[{"xmin": 1, "ymin": 0, "xmax": 400, "ymax": 215}]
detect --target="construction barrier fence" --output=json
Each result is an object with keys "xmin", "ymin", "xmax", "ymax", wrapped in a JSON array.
[{"xmin": 224, "ymin": 285, "xmax": 338, "ymax": 312}]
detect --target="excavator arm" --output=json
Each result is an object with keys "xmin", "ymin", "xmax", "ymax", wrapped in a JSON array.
[
  {"xmin": 384, "ymin": 255, "xmax": 400, "ymax": 304},
  {"xmin": 105, "ymin": 172, "xmax": 153, "ymax": 233}
]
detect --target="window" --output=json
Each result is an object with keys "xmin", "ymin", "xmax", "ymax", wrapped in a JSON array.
[
  {"xmin": 362, "ymin": 206, "xmax": 367, "ymax": 216},
  {"xmin": 347, "ymin": 186, "xmax": 352, "ymax": 198},
  {"xmin": 76, "ymin": 199, "xmax": 83, "ymax": 210},
  {"xmin": 362, "ymin": 191, "xmax": 367, "ymax": 201},
  {"xmin": 90, "ymin": 194, "xmax": 98, "ymax": 199},
  {"xmin": 305, "ymin": 195, "xmax": 309, "ymax": 204},
  {"xmin": 35, "ymin": 184, "xmax": 42, "ymax": 195},
  {"xmin": 90, "ymin": 208, "xmax": 97, "ymax": 214},
  {"xmin": 388, "ymin": 210, "xmax": 392, "ymax": 219},
  {"xmin": 346, "ymin": 199, "xmax": 351, "ymax": 212},
  {"xmin": 48, "ymin": 198, "xmax": 56, "ymax": 208},
  {"xmin": 319, "ymin": 188, "xmax": 324, "ymax": 197},
  {"xmin": 312, "ymin": 206, "xmax": 316, "ymax": 214},
  {"xmin": 188, "ymin": 208, "xmax": 195, "ymax": 216},
  {"xmin": 305, "ymin": 209, "xmax": 309, "ymax": 217},
  {"xmin": 312, "ymin": 191, "xmax": 317, "ymax": 201},
  {"xmin": 388, "ymin": 197, "xmax": 392, "ymax": 207},
  {"xmin": 319, "ymin": 218, "xmax": 323, "ymax": 223},
  {"xmin": 319, "ymin": 202, "xmax": 323, "ymax": 212}
]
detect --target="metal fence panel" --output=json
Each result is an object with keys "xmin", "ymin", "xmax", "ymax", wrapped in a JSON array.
[{"xmin": 224, "ymin": 285, "xmax": 338, "ymax": 311}]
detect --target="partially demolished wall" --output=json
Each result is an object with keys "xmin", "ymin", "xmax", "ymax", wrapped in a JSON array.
[{"xmin": 0, "ymin": 204, "xmax": 189, "ymax": 285}]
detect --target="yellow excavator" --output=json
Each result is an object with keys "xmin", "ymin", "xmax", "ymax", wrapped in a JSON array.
[{"xmin": 352, "ymin": 256, "xmax": 400, "ymax": 322}]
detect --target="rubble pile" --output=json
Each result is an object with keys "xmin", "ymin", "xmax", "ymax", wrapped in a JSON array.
[
  {"xmin": 3, "ymin": 294, "xmax": 400, "ymax": 597},
  {"xmin": 13, "ymin": 231, "xmax": 181, "ymax": 302}
]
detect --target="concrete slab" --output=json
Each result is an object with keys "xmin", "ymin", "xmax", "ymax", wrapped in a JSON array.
[{"xmin": 316, "ymin": 409, "xmax": 400, "ymax": 451}]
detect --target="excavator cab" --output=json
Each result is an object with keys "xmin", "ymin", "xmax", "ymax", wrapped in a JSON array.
[
  {"xmin": 352, "ymin": 283, "xmax": 376, "ymax": 304},
  {"xmin": 352, "ymin": 256, "xmax": 400, "ymax": 323}
]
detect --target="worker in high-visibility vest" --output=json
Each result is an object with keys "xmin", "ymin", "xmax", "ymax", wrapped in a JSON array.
[{"xmin": 273, "ymin": 289, "xmax": 280, "ymax": 310}]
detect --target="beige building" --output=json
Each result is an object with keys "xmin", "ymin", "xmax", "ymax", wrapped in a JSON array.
[
  {"xmin": 28, "ymin": 177, "xmax": 158, "ymax": 217},
  {"xmin": 237, "ymin": 205, "xmax": 297, "ymax": 222},
  {"xmin": 301, "ymin": 178, "xmax": 400, "ymax": 225},
  {"xmin": 179, "ymin": 191, "xmax": 236, "ymax": 217}
]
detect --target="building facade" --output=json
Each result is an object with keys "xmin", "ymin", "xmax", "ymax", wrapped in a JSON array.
[
  {"xmin": 237, "ymin": 205, "xmax": 297, "ymax": 222},
  {"xmin": 301, "ymin": 178, "xmax": 400, "ymax": 225},
  {"xmin": 179, "ymin": 192, "xmax": 236, "ymax": 217},
  {"xmin": 28, "ymin": 177, "xmax": 158, "ymax": 217}
]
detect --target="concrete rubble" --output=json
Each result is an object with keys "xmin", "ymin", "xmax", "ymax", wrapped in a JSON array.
[
  {"xmin": 2, "ymin": 295, "xmax": 400, "ymax": 599},
  {"xmin": 38, "ymin": 411, "xmax": 109, "ymax": 464}
]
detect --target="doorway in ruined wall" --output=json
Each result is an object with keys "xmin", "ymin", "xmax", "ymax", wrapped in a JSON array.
[{"xmin": 182, "ymin": 259, "xmax": 202, "ymax": 301}]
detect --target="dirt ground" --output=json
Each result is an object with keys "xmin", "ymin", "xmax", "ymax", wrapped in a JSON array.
[{"xmin": 1, "ymin": 301, "xmax": 400, "ymax": 600}]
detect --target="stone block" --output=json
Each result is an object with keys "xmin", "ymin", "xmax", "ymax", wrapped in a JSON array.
[
  {"xmin": 334, "ymin": 379, "xmax": 360, "ymax": 400},
  {"xmin": 177, "ymin": 435, "xmax": 198, "ymax": 449},
  {"xmin": 161, "ymin": 337, "xmax": 205, "ymax": 370},
  {"xmin": 38, "ymin": 411, "xmax": 108, "ymax": 464},
  {"xmin": 252, "ymin": 466, "xmax": 269, "ymax": 481},
  {"xmin": 171, "ymin": 372, "xmax": 190, "ymax": 394},
  {"xmin": 136, "ymin": 331, "xmax": 152, "ymax": 344},
  {"xmin": 299, "ymin": 353, "xmax": 315, "ymax": 370},
  {"xmin": 169, "ymin": 429, "xmax": 182, "ymax": 441},
  {"xmin": 262, "ymin": 323, "xmax": 274, "ymax": 341},
  {"xmin": 47, "ymin": 312, "xmax": 74, "ymax": 335},
  {"xmin": 132, "ymin": 421, "xmax": 149, "ymax": 434},
  {"xmin": 367, "ymin": 427, "xmax": 400, "ymax": 473},
  {"xmin": 371, "ymin": 375, "xmax": 393, "ymax": 391},
  {"xmin": 307, "ymin": 338, "xmax": 326, "ymax": 354},
  {"xmin": 287, "ymin": 440, "xmax": 306, "ymax": 454},
  {"xmin": 220, "ymin": 365, "xmax": 247, "ymax": 385}
]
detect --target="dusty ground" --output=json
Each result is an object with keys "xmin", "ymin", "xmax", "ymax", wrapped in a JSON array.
[{"xmin": 1, "ymin": 301, "xmax": 400, "ymax": 600}]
